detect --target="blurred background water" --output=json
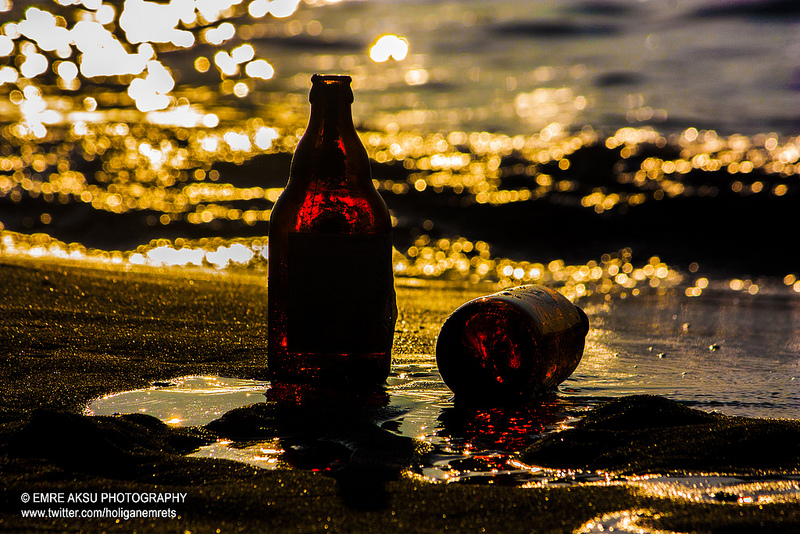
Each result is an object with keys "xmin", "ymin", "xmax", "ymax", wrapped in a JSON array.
[
  {"xmin": 5, "ymin": 0, "xmax": 800, "ymax": 135},
  {"xmin": 1, "ymin": 0, "xmax": 799, "ymax": 425}
]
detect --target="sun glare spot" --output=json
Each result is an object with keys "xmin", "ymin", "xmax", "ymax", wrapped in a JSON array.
[
  {"xmin": 120, "ymin": 0, "xmax": 195, "ymax": 48},
  {"xmin": 146, "ymin": 105, "xmax": 208, "ymax": 128},
  {"xmin": 248, "ymin": 0, "xmax": 301, "ymax": 18},
  {"xmin": 206, "ymin": 243, "xmax": 256, "ymax": 268},
  {"xmin": 200, "ymin": 136, "xmax": 219, "ymax": 152},
  {"xmin": 0, "ymin": 35, "xmax": 13, "ymax": 57},
  {"xmin": 214, "ymin": 51, "xmax": 238, "ymax": 76},
  {"xmin": 56, "ymin": 0, "xmax": 102, "ymax": 8},
  {"xmin": 248, "ymin": 0, "xmax": 270, "ymax": 18},
  {"xmin": 0, "ymin": 66, "xmax": 18, "ymax": 86},
  {"xmin": 369, "ymin": 35, "xmax": 409, "ymax": 63},
  {"xmin": 95, "ymin": 4, "xmax": 116, "ymax": 25},
  {"xmin": 255, "ymin": 127, "xmax": 279, "ymax": 149},
  {"xmin": 195, "ymin": 0, "xmax": 245, "ymax": 23},
  {"xmin": 271, "ymin": 0, "xmax": 302, "ymax": 18},
  {"xmin": 18, "ymin": 7, "xmax": 71, "ymax": 53},
  {"xmin": 20, "ymin": 50, "xmax": 48, "ymax": 78},
  {"xmin": 73, "ymin": 21, "xmax": 154, "ymax": 77},
  {"xmin": 204, "ymin": 22, "xmax": 236, "ymax": 45},
  {"xmin": 246, "ymin": 59, "xmax": 274, "ymax": 80},
  {"xmin": 128, "ymin": 60, "xmax": 175, "ymax": 112},
  {"xmin": 56, "ymin": 61, "xmax": 79, "ymax": 81},
  {"xmin": 224, "ymin": 131, "xmax": 252, "ymax": 151},
  {"xmin": 203, "ymin": 114, "xmax": 220, "ymax": 128},
  {"xmin": 146, "ymin": 246, "xmax": 205, "ymax": 267},
  {"xmin": 232, "ymin": 44, "xmax": 255, "ymax": 64}
]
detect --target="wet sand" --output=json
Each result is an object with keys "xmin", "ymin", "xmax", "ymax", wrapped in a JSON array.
[{"xmin": 1, "ymin": 256, "xmax": 798, "ymax": 533}]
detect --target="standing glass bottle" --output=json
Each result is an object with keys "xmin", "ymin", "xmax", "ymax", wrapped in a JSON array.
[{"xmin": 268, "ymin": 74, "xmax": 396, "ymax": 386}]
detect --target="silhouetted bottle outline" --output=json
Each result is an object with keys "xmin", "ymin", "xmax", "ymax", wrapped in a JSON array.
[
  {"xmin": 436, "ymin": 285, "xmax": 589, "ymax": 402},
  {"xmin": 268, "ymin": 74, "xmax": 397, "ymax": 385}
]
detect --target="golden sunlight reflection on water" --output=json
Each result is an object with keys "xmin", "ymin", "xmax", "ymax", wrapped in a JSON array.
[
  {"xmin": 85, "ymin": 375, "xmax": 270, "ymax": 426},
  {"xmin": 2, "ymin": 102, "xmax": 799, "ymax": 297},
  {"xmin": 576, "ymin": 476, "xmax": 800, "ymax": 534},
  {"xmin": 0, "ymin": 227, "xmax": 693, "ymax": 303},
  {"xmin": 86, "ymin": 366, "xmax": 800, "ymax": 493}
]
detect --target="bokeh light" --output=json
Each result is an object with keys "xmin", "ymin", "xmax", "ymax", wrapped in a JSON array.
[
  {"xmin": 0, "ymin": 0, "xmax": 797, "ymax": 305},
  {"xmin": 369, "ymin": 35, "xmax": 409, "ymax": 63}
]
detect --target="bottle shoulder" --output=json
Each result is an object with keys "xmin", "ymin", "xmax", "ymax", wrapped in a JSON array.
[{"xmin": 271, "ymin": 178, "xmax": 391, "ymax": 234}]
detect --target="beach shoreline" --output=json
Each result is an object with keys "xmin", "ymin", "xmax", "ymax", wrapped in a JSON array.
[{"xmin": 1, "ymin": 255, "xmax": 798, "ymax": 533}]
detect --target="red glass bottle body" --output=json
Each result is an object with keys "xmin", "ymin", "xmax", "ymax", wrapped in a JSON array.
[
  {"xmin": 436, "ymin": 285, "xmax": 589, "ymax": 402},
  {"xmin": 268, "ymin": 75, "xmax": 396, "ymax": 385}
]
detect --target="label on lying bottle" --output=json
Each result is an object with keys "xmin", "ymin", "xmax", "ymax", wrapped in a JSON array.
[
  {"xmin": 493, "ymin": 285, "xmax": 584, "ymax": 336},
  {"xmin": 287, "ymin": 232, "xmax": 396, "ymax": 354}
]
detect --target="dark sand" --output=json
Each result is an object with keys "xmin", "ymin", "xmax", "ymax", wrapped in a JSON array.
[{"xmin": 1, "ymin": 256, "xmax": 799, "ymax": 533}]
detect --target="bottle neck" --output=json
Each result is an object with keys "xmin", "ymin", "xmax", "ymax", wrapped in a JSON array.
[
  {"xmin": 307, "ymin": 75, "xmax": 356, "ymax": 144},
  {"xmin": 307, "ymin": 101, "xmax": 355, "ymax": 144},
  {"xmin": 287, "ymin": 74, "xmax": 371, "ymax": 191}
]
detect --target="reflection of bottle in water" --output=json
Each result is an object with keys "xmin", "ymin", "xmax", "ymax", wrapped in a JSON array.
[
  {"xmin": 268, "ymin": 74, "xmax": 397, "ymax": 385},
  {"xmin": 436, "ymin": 285, "xmax": 589, "ymax": 402}
]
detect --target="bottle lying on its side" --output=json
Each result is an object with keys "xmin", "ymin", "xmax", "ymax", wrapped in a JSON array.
[{"xmin": 436, "ymin": 285, "xmax": 589, "ymax": 403}]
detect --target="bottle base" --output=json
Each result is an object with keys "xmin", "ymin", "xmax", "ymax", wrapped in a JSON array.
[
  {"xmin": 266, "ymin": 380, "xmax": 390, "ymax": 406},
  {"xmin": 267, "ymin": 351, "xmax": 391, "ymax": 387}
]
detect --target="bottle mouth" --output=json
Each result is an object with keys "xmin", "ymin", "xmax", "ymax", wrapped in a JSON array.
[
  {"xmin": 309, "ymin": 74, "xmax": 354, "ymax": 104},
  {"xmin": 311, "ymin": 74, "xmax": 352, "ymax": 84}
]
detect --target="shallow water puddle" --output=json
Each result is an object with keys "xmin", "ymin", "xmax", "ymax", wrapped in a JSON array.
[
  {"xmin": 85, "ymin": 373, "xmax": 460, "ymax": 472},
  {"xmin": 85, "ymin": 372, "xmax": 569, "ymax": 478},
  {"xmin": 85, "ymin": 375, "xmax": 800, "ymax": 500},
  {"xmin": 85, "ymin": 375, "xmax": 269, "ymax": 426},
  {"xmin": 86, "ymin": 375, "xmax": 291, "ymax": 470},
  {"xmin": 190, "ymin": 438, "xmax": 287, "ymax": 470}
]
